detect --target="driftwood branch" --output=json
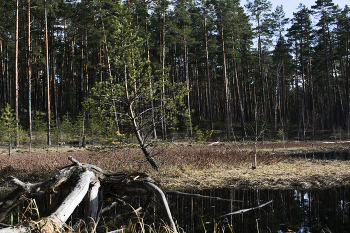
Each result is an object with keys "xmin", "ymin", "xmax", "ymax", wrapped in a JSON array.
[
  {"xmin": 0, "ymin": 157, "xmax": 178, "ymax": 233},
  {"xmin": 167, "ymin": 191, "xmax": 243, "ymax": 202},
  {"xmin": 143, "ymin": 182, "xmax": 177, "ymax": 232},
  {"xmin": 220, "ymin": 200, "xmax": 273, "ymax": 218}
]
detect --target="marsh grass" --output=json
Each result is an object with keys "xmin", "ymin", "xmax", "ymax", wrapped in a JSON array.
[
  {"xmin": 0, "ymin": 141, "xmax": 350, "ymax": 189},
  {"xmin": 122, "ymin": 217, "xmax": 178, "ymax": 233},
  {"xmin": 0, "ymin": 144, "xmax": 282, "ymax": 184}
]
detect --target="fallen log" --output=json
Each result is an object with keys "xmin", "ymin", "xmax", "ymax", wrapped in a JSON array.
[{"xmin": 0, "ymin": 156, "xmax": 177, "ymax": 233}]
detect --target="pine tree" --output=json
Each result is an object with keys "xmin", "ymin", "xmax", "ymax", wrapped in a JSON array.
[
  {"xmin": 287, "ymin": 4, "xmax": 314, "ymax": 139},
  {"xmin": 172, "ymin": 0, "xmax": 194, "ymax": 137},
  {"xmin": 15, "ymin": 0, "xmax": 19, "ymax": 146},
  {"xmin": 332, "ymin": 5, "xmax": 349, "ymax": 132},
  {"xmin": 44, "ymin": 0, "xmax": 51, "ymax": 145},
  {"xmin": 246, "ymin": 0, "xmax": 274, "ymax": 123},
  {"xmin": 28, "ymin": 0, "xmax": 32, "ymax": 151},
  {"xmin": 84, "ymin": 3, "xmax": 188, "ymax": 170},
  {"xmin": 312, "ymin": 0, "xmax": 335, "ymax": 133},
  {"xmin": 0, "ymin": 104, "xmax": 19, "ymax": 156},
  {"xmin": 334, "ymin": 5, "xmax": 350, "ymax": 138}
]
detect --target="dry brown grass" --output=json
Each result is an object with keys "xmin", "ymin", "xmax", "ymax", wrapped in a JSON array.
[
  {"xmin": 0, "ymin": 145, "xmax": 276, "ymax": 182},
  {"xmin": 0, "ymin": 141, "xmax": 350, "ymax": 191},
  {"xmin": 152, "ymin": 158, "xmax": 350, "ymax": 190}
]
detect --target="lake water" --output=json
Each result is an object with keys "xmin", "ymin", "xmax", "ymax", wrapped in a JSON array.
[
  {"xmin": 164, "ymin": 186, "xmax": 350, "ymax": 232},
  {"xmin": 3, "ymin": 185, "xmax": 349, "ymax": 232},
  {"xmin": 290, "ymin": 149, "xmax": 350, "ymax": 160}
]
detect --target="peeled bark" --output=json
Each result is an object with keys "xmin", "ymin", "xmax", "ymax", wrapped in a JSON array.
[{"xmin": 0, "ymin": 157, "xmax": 177, "ymax": 233}]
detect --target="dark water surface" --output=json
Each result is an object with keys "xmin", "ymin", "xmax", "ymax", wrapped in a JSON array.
[
  {"xmin": 165, "ymin": 186, "xmax": 350, "ymax": 232},
  {"xmin": 3, "ymin": 185, "xmax": 349, "ymax": 232},
  {"xmin": 290, "ymin": 149, "xmax": 350, "ymax": 160}
]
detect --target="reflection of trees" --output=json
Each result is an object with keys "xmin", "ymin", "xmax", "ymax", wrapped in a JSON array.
[
  {"xmin": 165, "ymin": 186, "xmax": 350, "ymax": 232},
  {"xmin": 11, "ymin": 185, "xmax": 348, "ymax": 232}
]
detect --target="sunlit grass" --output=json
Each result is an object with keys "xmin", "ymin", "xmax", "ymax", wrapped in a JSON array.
[{"xmin": 1, "ymin": 141, "xmax": 350, "ymax": 190}]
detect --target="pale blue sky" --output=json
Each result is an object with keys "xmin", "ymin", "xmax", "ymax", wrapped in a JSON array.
[{"xmin": 243, "ymin": 0, "xmax": 349, "ymax": 20}]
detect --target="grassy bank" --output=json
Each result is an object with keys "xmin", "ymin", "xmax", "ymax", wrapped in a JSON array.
[
  {"xmin": 151, "ymin": 158, "xmax": 350, "ymax": 190},
  {"xmin": 0, "ymin": 141, "xmax": 350, "ymax": 193}
]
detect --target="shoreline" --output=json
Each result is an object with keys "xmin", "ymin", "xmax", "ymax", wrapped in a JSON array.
[
  {"xmin": 0, "ymin": 142, "xmax": 350, "ymax": 193},
  {"xmin": 151, "ymin": 158, "xmax": 350, "ymax": 191}
]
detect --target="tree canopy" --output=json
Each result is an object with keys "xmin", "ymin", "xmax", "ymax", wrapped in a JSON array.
[{"xmin": 0, "ymin": 0, "xmax": 350, "ymax": 146}]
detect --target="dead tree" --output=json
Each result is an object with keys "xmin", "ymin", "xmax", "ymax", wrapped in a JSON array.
[{"xmin": 0, "ymin": 156, "xmax": 177, "ymax": 233}]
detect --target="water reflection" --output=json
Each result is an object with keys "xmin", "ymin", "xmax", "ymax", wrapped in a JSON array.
[
  {"xmin": 291, "ymin": 150, "xmax": 350, "ymax": 160},
  {"xmin": 167, "ymin": 186, "xmax": 350, "ymax": 232},
  {"xmin": 1, "ymin": 186, "xmax": 350, "ymax": 232}
]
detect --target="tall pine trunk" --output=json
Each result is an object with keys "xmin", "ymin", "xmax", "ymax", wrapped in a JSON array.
[
  {"xmin": 145, "ymin": 8, "xmax": 157, "ymax": 139},
  {"xmin": 234, "ymin": 58, "xmax": 246, "ymax": 137},
  {"xmin": 0, "ymin": 38, "xmax": 3, "ymax": 106},
  {"xmin": 329, "ymin": 35, "xmax": 345, "ymax": 128},
  {"xmin": 28, "ymin": 0, "xmax": 32, "ymax": 152},
  {"xmin": 99, "ymin": 4, "xmax": 111, "ymax": 78},
  {"xmin": 274, "ymin": 61, "xmax": 283, "ymax": 137},
  {"xmin": 161, "ymin": 12, "xmax": 167, "ymax": 140},
  {"xmin": 204, "ymin": 16, "xmax": 213, "ymax": 131},
  {"xmin": 51, "ymin": 16, "xmax": 58, "ymax": 144},
  {"xmin": 15, "ymin": 0, "xmax": 19, "ymax": 146},
  {"xmin": 323, "ymin": 20, "xmax": 334, "ymax": 133},
  {"xmin": 219, "ymin": 8, "xmax": 231, "ymax": 141},
  {"xmin": 45, "ymin": 0, "xmax": 51, "ymax": 145},
  {"xmin": 184, "ymin": 41, "xmax": 192, "ymax": 137},
  {"xmin": 346, "ymin": 30, "xmax": 350, "ymax": 139},
  {"xmin": 258, "ymin": 24, "xmax": 266, "ymax": 122},
  {"xmin": 300, "ymin": 41, "xmax": 308, "ymax": 140}
]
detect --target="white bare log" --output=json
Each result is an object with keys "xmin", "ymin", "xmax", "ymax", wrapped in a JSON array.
[
  {"xmin": 49, "ymin": 170, "xmax": 96, "ymax": 225},
  {"xmin": 208, "ymin": 141, "xmax": 220, "ymax": 146},
  {"xmin": 89, "ymin": 181, "xmax": 101, "ymax": 220},
  {"xmin": 107, "ymin": 228, "xmax": 126, "ymax": 233},
  {"xmin": 220, "ymin": 200, "xmax": 273, "ymax": 217},
  {"xmin": 143, "ymin": 182, "xmax": 177, "ymax": 233},
  {"xmin": 85, "ymin": 180, "xmax": 101, "ymax": 232},
  {"xmin": 0, "ymin": 226, "xmax": 30, "ymax": 233},
  {"xmin": 0, "ymin": 157, "xmax": 177, "ymax": 233},
  {"xmin": 0, "ymin": 166, "xmax": 77, "ymax": 223}
]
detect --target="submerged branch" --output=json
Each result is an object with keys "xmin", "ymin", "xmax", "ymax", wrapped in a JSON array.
[
  {"xmin": 166, "ymin": 191, "xmax": 243, "ymax": 202},
  {"xmin": 220, "ymin": 200, "xmax": 273, "ymax": 218}
]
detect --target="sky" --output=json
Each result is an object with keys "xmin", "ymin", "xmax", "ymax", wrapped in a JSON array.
[{"xmin": 242, "ymin": 0, "xmax": 349, "ymax": 20}]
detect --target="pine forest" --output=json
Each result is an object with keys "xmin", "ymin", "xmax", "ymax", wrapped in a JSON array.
[{"xmin": 0, "ymin": 0, "xmax": 350, "ymax": 147}]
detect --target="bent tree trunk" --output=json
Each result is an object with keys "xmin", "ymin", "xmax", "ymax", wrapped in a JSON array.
[{"xmin": 0, "ymin": 157, "xmax": 177, "ymax": 233}]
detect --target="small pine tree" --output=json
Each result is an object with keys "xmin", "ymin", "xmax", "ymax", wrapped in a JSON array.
[
  {"xmin": 0, "ymin": 104, "xmax": 19, "ymax": 156},
  {"xmin": 84, "ymin": 3, "xmax": 188, "ymax": 170},
  {"xmin": 32, "ymin": 114, "xmax": 47, "ymax": 147},
  {"xmin": 61, "ymin": 112, "xmax": 75, "ymax": 144}
]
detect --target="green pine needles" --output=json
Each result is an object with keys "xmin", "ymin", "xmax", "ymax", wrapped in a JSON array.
[
  {"xmin": 0, "ymin": 103, "xmax": 20, "ymax": 156},
  {"xmin": 84, "ymin": 3, "xmax": 189, "ymax": 170}
]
